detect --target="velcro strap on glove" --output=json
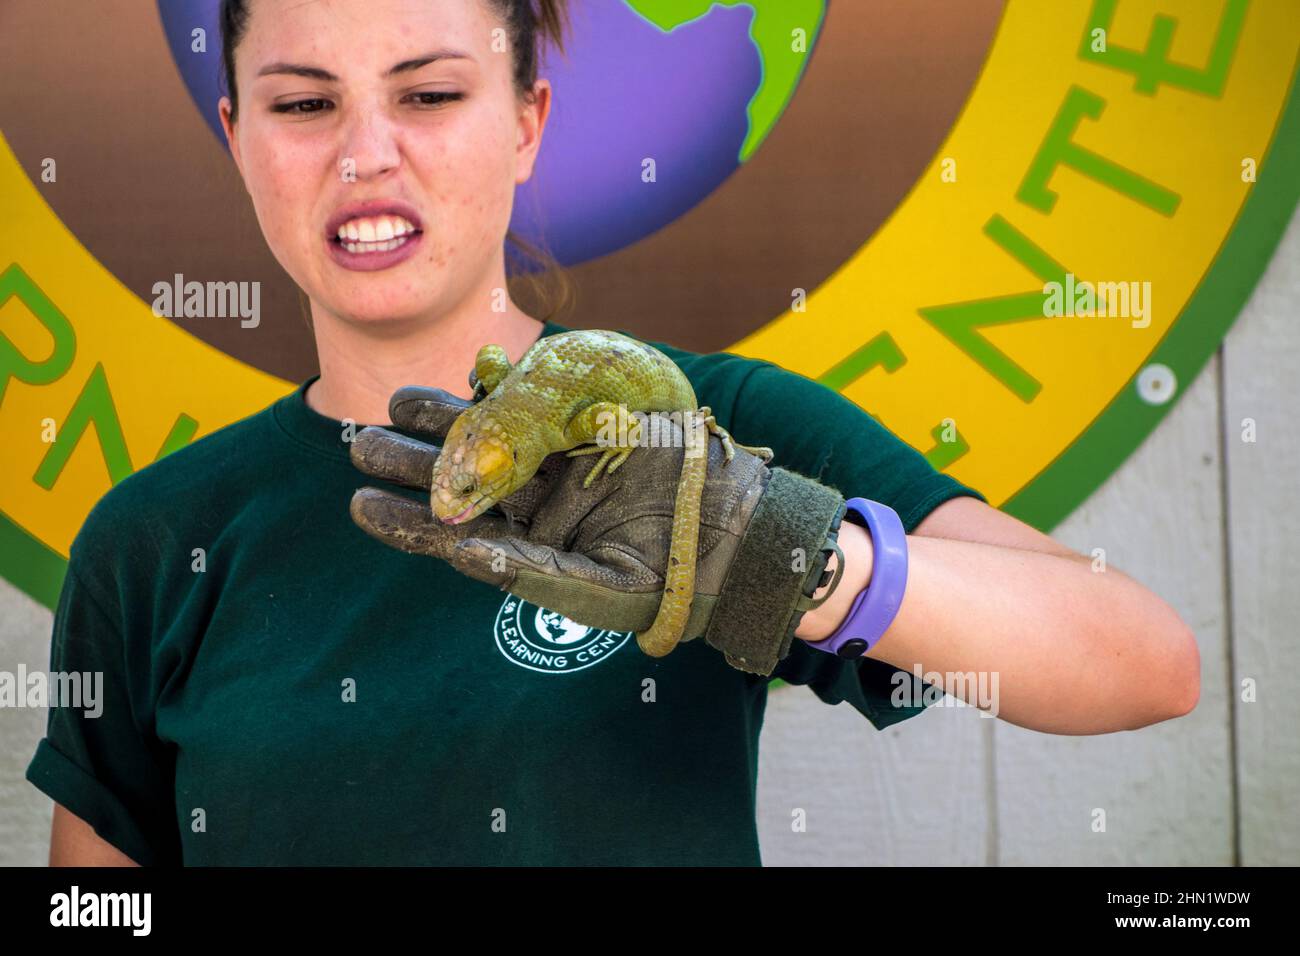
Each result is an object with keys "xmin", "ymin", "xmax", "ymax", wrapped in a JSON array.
[{"xmin": 702, "ymin": 467, "xmax": 848, "ymax": 675}]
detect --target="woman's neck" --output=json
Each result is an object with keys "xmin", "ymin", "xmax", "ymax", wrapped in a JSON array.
[{"xmin": 304, "ymin": 299, "xmax": 548, "ymax": 426}]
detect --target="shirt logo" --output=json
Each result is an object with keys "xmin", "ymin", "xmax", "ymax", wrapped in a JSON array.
[{"xmin": 493, "ymin": 596, "xmax": 632, "ymax": 674}]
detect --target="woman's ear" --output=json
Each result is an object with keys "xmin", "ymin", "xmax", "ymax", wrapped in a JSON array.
[
  {"xmin": 515, "ymin": 79, "xmax": 552, "ymax": 186},
  {"xmin": 218, "ymin": 96, "xmax": 245, "ymax": 181}
]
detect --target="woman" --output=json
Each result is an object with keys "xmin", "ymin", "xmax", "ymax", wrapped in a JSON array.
[{"xmin": 28, "ymin": 0, "xmax": 1199, "ymax": 866}]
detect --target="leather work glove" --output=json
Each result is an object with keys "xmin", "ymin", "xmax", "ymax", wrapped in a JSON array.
[{"xmin": 349, "ymin": 386, "xmax": 850, "ymax": 676}]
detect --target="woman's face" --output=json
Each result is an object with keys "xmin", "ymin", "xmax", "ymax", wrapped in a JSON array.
[{"xmin": 219, "ymin": 0, "xmax": 549, "ymax": 328}]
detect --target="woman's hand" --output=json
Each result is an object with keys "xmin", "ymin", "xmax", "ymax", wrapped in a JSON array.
[{"xmin": 349, "ymin": 385, "xmax": 848, "ymax": 674}]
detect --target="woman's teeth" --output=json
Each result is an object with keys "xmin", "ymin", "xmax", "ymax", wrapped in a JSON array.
[
  {"xmin": 334, "ymin": 214, "xmax": 419, "ymax": 253},
  {"xmin": 341, "ymin": 236, "xmax": 410, "ymax": 254}
]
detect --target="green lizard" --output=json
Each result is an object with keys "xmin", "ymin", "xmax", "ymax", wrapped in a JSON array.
[{"xmin": 430, "ymin": 328, "xmax": 774, "ymax": 658}]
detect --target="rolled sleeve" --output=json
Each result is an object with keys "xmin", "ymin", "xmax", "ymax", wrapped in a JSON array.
[
  {"xmin": 25, "ymin": 560, "xmax": 180, "ymax": 865},
  {"xmin": 26, "ymin": 737, "xmax": 164, "ymax": 866}
]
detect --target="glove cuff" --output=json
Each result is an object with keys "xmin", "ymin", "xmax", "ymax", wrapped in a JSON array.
[{"xmin": 702, "ymin": 467, "xmax": 848, "ymax": 675}]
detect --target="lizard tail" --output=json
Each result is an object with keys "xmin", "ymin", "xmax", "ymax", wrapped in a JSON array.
[{"xmin": 635, "ymin": 411, "xmax": 708, "ymax": 658}]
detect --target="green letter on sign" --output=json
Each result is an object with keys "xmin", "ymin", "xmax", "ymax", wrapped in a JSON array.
[
  {"xmin": 1079, "ymin": 0, "xmax": 1246, "ymax": 97},
  {"xmin": 918, "ymin": 215, "xmax": 1072, "ymax": 403},
  {"xmin": 0, "ymin": 264, "xmax": 76, "ymax": 404},
  {"xmin": 1018, "ymin": 86, "xmax": 1181, "ymax": 217},
  {"xmin": 32, "ymin": 363, "xmax": 200, "ymax": 490},
  {"xmin": 33, "ymin": 363, "xmax": 134, "ymax": 487}
]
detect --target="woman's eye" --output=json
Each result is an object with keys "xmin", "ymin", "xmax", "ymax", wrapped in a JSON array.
[
  {"xmin": 269, "ymin": 91, "xmax": 461, "ymax": 115},
  {"xmin": 405, "ymin": 91, "xmax": 464, "ymax": 108},
  {"xmin": 272, "ymin": 98, "xmax": 332, "ymax": 115}
]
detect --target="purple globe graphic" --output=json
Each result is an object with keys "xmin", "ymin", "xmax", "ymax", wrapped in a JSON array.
[{"xmin": 158, "ymin": 1, "xmax": 818, "ymax": 268}]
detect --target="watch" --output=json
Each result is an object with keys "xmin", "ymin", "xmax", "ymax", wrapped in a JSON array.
[{"xmin": 804, "ymin": 497, "xmax": 909, "ymax": 658}]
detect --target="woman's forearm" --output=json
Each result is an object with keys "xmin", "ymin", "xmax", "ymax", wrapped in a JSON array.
[{"xmin": 795, "ymin": 521, "xmax": 1200, "ymax": 734}]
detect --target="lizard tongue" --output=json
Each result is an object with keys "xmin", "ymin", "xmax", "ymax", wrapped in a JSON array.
[{"xmin": 446, "ymin": 502, "xmax": 477, "ymax": 525}]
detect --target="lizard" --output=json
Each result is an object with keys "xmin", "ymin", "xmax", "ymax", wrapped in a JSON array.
[{"xmin": 429, "ymin": 328, "xmax": 774, "ymax": 658}]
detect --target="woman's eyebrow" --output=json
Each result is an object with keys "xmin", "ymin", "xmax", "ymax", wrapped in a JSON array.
[{"xmin": 256, "ymin": 49, "xmax": 473, "ymax": 82}]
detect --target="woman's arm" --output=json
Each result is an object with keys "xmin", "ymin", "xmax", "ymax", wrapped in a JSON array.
[
  {"xmin": 49, "ymin": 803, "xmax": 141, "ymax": 867},
  {"xmin": 796, "ymin": 496, "xmax": 1201, "ymax": 734}
]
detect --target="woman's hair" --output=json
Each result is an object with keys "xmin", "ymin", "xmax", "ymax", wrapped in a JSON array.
[{"xmin": 220, "ymin": 0, "xmax": 575, "ymax": 322}]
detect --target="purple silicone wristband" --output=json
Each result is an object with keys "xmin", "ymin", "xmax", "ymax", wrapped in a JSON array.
[{"xmin": 805, "ymin": 497, "xmax": 909, "ymax": 658}]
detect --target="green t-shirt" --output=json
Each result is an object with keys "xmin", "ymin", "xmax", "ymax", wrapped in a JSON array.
[{"xmin": 26, "ymin": 320, "xmax": 986, "ymax": 865}]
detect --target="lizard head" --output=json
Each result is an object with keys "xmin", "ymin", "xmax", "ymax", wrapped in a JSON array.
[{"xmin": 431, "ymin": 413, "xmax": 524, "ymax": 525}]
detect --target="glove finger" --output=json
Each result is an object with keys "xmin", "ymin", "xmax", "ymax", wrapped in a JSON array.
[
  {"xmin": 452, "ymin": 537, "xmax": 667, "ymax": 631},
  {"xmin": 350, "ymin": 486, "xmax": 513, "ymax": 558},
  {"xmin": 388, "ymin": 385, "xmax": 476, "ymax": 438},
  {"xmin": 350, "ymin": 426, "xmax": 439, "ymax": 490},
  {"xmin": 451, "ymin": 536, "xmax": 661, "ymax": 591}
]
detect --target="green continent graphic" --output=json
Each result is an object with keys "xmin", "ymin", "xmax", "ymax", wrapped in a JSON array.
[{"xmin": 624, "ymin": 0, "xmax": 826, "ymax": 162}]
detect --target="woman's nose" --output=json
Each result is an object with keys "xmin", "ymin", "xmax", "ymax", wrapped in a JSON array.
[{"xmin": 338, "ymin": 105, "xmax": 402, "ymax": 180}]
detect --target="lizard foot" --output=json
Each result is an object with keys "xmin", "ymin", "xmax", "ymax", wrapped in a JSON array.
[
  {"xmin": 473, "ymin": 344, "xmax": 513, "ymax": 395},
  {"xmin": 602, "ymin": 415, "xmax": 644, "ymax": 478},
  {"xmin": 700, "ymin": 409, "xmax": 774, "ymax": 466},
  {"xmin": 566, "ymin": 445, "xmax": 636, "ymax": 488}
]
